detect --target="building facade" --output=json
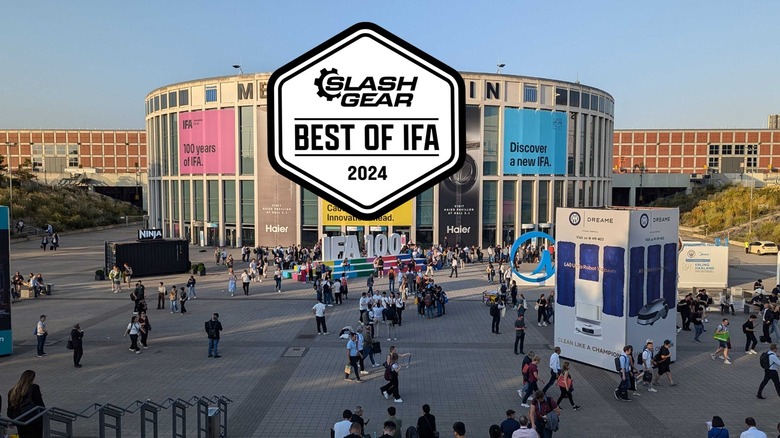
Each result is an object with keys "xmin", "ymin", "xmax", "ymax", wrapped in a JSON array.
[
  {"xmin": 0, "ymin": 129, "xmax": 147, "ymax": 208},
  {"xmin": 612, "ymin": 129, "xmax": 780, "ymax": 175},
  {"xmin": 145, "ymin": 72, "xmax": 614, "ymax": 249}
]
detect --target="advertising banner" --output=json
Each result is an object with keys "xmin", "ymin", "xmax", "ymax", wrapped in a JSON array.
[
  {"xmin": 0, "ymin": 207, "xmax": 11, "ymax": 356},
  {"xmin": 554, "ymin": 207, "xmax": 679, "ymax": 372},
  {"xmin": 321, "ymin": 200, "xmax": 412, "ymax": 226},
  {"xmin": 439, "ymin": 105, "xmax": 481, "ymax": 247},
  {"xmin": 179, "ymin": 109, "xmax": 236, "ymax": 175},
  {"xmin": 677, "ymin": 242, "xmax": 729, "ymax": 289},
  {"xmin": 503, "ymin": 108, "xmax": 567, "ymax": 175},
  {"xmin": 257, "ymin": 108, "xmax": 298, "ymax": 245}
]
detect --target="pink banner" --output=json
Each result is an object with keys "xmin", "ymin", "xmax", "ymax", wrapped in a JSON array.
[{"xmin": 179, "ymin": 109, "xmax": 236, "ymax": 174}]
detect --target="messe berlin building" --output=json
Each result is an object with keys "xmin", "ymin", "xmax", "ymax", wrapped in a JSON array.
[{"xmin": 145, "ymin": 72, "xmax": 614, "ymax": 248}]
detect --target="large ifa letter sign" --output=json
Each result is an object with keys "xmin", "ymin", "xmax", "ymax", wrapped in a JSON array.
[
  {"xmin": 323, "ymin": 233, "xmax": 403, "ymax": 261},
  {"xmin": 268, "ymin": 22, "xmax": 465, "ymax": 219}
]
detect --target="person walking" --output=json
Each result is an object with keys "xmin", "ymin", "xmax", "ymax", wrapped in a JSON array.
[
  {"xmin": 521, "ymin": 355, "xmax": 544, "ymax": 407},
  {"xmin": 388, "ymin": 267, "xmax": 396, "ymax": 292},
  {"xmin": 157, "ymin": 282, "xmax": 166, "ymax": 310},
  {"xmin": 449, "ymin": 257, "xmax": 458, "ymax": 278},
  {"xmin": 745, "ymin": 314, "xmax": 759, "ymax": 355},
  {"xmin": 313, "ymin": 300, "xmax": 329, "ymax": 335},
  {"xmin": 640, "ymin": 340, "xmax": 657, "ymax": 393},
  {"xmin": 537, "ymin": 294, "xmax": 548, "ymax": 326},
  {"xmin": 543, "ymin": 347, "xmax": 562, "ymax": 394},
  {"xmin": 124, "ymin": 315, "xmax": 142, "ymax": 354},
  {"xmin": 35, "ymin": 315, "xmax": 48, "ymax": 357},
  {"xmin": 615, "ymin": 345, "xmax": 632, "ymax": 401},
  {"xmin": 514, "ymin": 313, "xmax": 526, "ymax": 355},
  {"xmin": 186, "ymin": 275, "xmax": 197, "ymax": 299},
  {"xmin": 179, "ymin": 287, "xmax": 188, "ymax": 314},
  {"xmin": 228, "ymin": 269, "xmax": 237, "ymax": 297},
  {"xmin": 70, "ymin": 323, "xmax": 84, "ymax": 368},
  {"xmin": 7, "ymin": 370, "xmax": 45, "ymax": 437},
  {"xmin": 761, "ymin": 303, "xmax": 774, "ymax": 343},
  {"xmin": 528, "ymin": 389, "xmax": 561, "ymax": 438},
  {"xmin": 206, "ymin": 313, "xmax": 223, "ymax": 358},
  {"xmin": 556, "ymin": 361, "xmax": 581, "ymax": 410},
  {"xmin": 757, "ymin": 343, "xmax": 780, "ymax": 399},
  {"xmin": 345, "ymin": 332, "xmax": 363, "ymax": 382},
  {"xmin": 138, "ymin": 311, "xmax": 151, "ymax": 349},
  {"xmin": 380, "ymin": 352, "xmax": 404, "ymax": 403},
  {"xmin": 416, "ymin": 404, "xmax": 437, "ymax": 438},
  {"xmin": 692, "ymin": 305, "xmax": 704, "ymax": 342},
  {"xmin": 274, "ymin": 267, "xmax": 283, "ymax": 293},
  {"xmin": 491, "ymin": 299, "xmax": 504, "ymax": 334},
  {"xmin": 241, "ymin": 270, "xmax": 251, "ymax": 296},
  {"xmin": 168, "ymin": 285, "xmax": 179, "ymax": 313},
  {"xmin": 654, "ymin": 340, "xmax": 677, "ymax": 386},
  {"xmin": 711, "ymin": 318, "xmax": 733, "ymax": 365}
]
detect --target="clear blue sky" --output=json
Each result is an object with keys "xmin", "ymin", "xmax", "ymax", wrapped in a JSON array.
[{"xmin": 1, "ymin": 1, "xmax": 777, "ymax": 130}]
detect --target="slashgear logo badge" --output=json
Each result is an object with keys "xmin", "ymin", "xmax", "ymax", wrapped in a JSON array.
[
  {"xmin": 568, "ymin": 212, "xmax": 581, "ymax": 226},
  {"xmin": 639, "ymin": 213, "xmax": 650, "ymax": 228},
  {"xmin": 268, "ymin": 22, "xmax": 465, "ymax": 220}
]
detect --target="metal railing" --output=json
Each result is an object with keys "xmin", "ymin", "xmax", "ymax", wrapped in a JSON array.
[{"xmin": 0, "ymin": 395, "xmax": 232, "ymax": 438}]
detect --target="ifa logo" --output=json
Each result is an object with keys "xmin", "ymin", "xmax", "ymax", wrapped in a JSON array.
[{"xmin": 268, "ymin": 22, "xmax": 465, "ymax": 219}]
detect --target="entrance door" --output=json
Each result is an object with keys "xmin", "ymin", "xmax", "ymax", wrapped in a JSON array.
[{"xmin": 226, "ymin": 228, "xmax": 236, "ymax": 248}]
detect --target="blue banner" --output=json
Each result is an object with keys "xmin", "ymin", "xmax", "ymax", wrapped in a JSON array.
[
  {"xmin": 0, "ymin": 207, "xmax": 10, "ymax": 356},
  {"xmin": 503, "ymin": 108, "xmax": 567, "ymax": 175}
]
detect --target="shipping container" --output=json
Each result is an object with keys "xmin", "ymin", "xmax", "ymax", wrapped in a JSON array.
[{"xmin": 105, "ymin": 240, "xmax": 189, "ymax": 277}]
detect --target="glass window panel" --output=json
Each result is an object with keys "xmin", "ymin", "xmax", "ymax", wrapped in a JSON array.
[
  {"xmin": 569, "ymin": 90, "xmax": 580, "ymax": 107},
  {"xmin": 735, "ymin": 144, "xmax": 745, "ymax": 155},
  {"xmin": 521, "ymin": 181, "xmax": 534, "ymax": 224},
  {"xmin": 538, "ymin": 180, "xmax": 549, "ymax": 223},
  {"xmin": 708, "ymin": 157, "xmax": 719, "ymax": 169},
  {"xmin": 179, "ymin": 90, "xmax": 189, "ymax": 106},
  {"xmin": 581, "ymin": 92, "xmax": 590, "ymax": 109},
  {"xmin": 194, "ymin": 180, "xmax": 204, "ymax": 221},
  {"xmin": 241, "ymin": 181, "xmax": 254, "ymax": 224},
  {"xmin": 415, "ymin": 187, "xmax": 434, "ymax": 227},
  {"xmin": 482, "ymin": 181, "xmax": 497, "ymax": 225},
  {"xmin": 240, "ymin": 106, "xmax": 254, "ymax": 175},
  {"xmin": 154, "ymin": 95, "xmax": 160, "ymax": 111},
  {"xmin": 161, "ymin": 93, "xmax": 167, "ymax": 110},
  {"xmin": 32, "ymin": 145, "xmax": 42, "ymax": 155},
  {"xmin": 555, "ymin": 88, "xmax": 568, "ymax": 105},
  {"xmin": 181, "ymin": 181, "xmax": 190, "ymax": 221},
  {"xmin": 709, "ymin": 144, "xmax": 720, "ymax": 155},
  {"xmin": 208, "ymin": 181, "xmax": 219, "ymax": 222},
  {"xmin": 205, "ymin": 86, "xmax": 217, "ymax": 102},
  {"xmin": 721, "ymin": 144, "xmax": 731, "ymax": 155},
  {"xmin": 171, "ymin": 113, "xmax": 178, "ymax": 175},
  {"xmin": 554, "ymin": 181, "xmax": 563, "ymax": 216},
  {"xmin": 302, "ymin": 188, "xmax": 319, "ymax": 226},
  {"xmin": 169, "ymin": 91, "xmax": 177, "ymax": 107},
  {"xmin": 483, "ymin": 106, "xmax": 499, "ymax": 175},
  {"xmin": 598, "ymin": 96, "xmax": 605, "ymax": 113},
  {"xmin": 566, "ymin": 181, "xmax": 575, "ymax": 207},
  {"xmin": 44, "ymin": 145, "xmax": 55, "ymax": 155},
  {"xmin": 161, "ymin": 114, "xmax": 168, "ymax": 176},
  {"xmin": 502, "ymin": 180, "xmax": 516, "ymax": 225},
  {"xmin": 223, "ymin": 180, "xmax": 236, "ymax": 223},
  {"xmin": 523, "ymin": 84, "xmax": 537, "ymax": 103},
  {"xmin": 590, "ymin": 95, "xmax": 598, "ymax": 111}
]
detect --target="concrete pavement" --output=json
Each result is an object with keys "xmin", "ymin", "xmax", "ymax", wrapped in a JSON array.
[{"xmin": 0, "ymin": 228, "xmax": 777, "ymax": 437}]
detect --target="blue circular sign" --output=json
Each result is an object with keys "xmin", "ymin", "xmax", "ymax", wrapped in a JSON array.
[{"xmin": 509, "ymin": 231, "xmax": 556, "ymax": 283}]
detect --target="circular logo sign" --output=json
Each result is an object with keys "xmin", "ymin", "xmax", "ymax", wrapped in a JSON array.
[
  {"xmin": 687, "ymin": 249, "xmax": 696, "ymax": 258},
  {"xmin": 509, "ymin": 231, "xmax": 556, "ymax": 283},
  {"xmin": 639, "ymin": 213, "xmax": 649, "ymax": 228},
  {"xmin": 568, "ymin": 212, "xmax": 581, "ymax": 226}
]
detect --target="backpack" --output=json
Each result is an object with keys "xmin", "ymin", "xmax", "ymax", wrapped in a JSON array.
[
  {"xmin": 33, "ymin": 324, "xmax": 38, "ymax": 336},
  {"xmin": 760, "ymin": 351, "xmax": 772, "ymax": 370},
  {"xmin": 614, "ymin": 356, "xmax": 622, "ymax": 372},
  {"xmin": 490, "ymin": 304, "xmax": 498, "ymax": 317},
  {"xmin": 384, "ymin": 364, "xmax": 392, "ymax": 381},
  {"xmin": 522, "ymin": 362, "xmax": 530, "ymax": 378}
]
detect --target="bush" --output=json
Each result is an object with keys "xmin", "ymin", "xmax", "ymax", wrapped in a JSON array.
[
  {"xmin": 197, "ymin": 263, "xmax": 206, "ymax": 273},
  {"xmin": 95, "ymin": 269, "xmax": 104, "ymax": 276}
]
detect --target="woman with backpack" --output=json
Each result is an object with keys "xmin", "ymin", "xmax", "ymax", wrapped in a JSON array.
[
  {"xmin": 380, "ymin": 352, "xmax": 403, "ymax": 403},
  {"xmin": 555, "ymin": 362, "xmax": 581, "ymax": 411},
  {"xmin": 537, "ymin": 294, "xmax": 549, "ymax": 327}
]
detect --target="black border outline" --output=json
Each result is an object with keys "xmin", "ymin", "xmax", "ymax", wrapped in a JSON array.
[{"xmin": 267, "ymin": 22, "xmax": 466, "ymax": 220}]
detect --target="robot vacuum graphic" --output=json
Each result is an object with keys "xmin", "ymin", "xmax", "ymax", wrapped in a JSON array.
[{"xmin": 636, "ymin": 298, "xmax": 669, "ymax": 326}]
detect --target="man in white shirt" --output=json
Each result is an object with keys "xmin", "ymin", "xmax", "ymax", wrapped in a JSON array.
[
  {"xmin": 511, "ymin": 415, "xmax": 538, "ymax": 438},
  {"xmin": 359, "ymin": 293, "xmax": 371, "ymax": 323},
  {"xmin": 333, "ymin": 410, "xmax": 353, "ymax": 438},
  {"xmin": 542, "ymin": 347, "xmax": 561, "ymax": 393},
  {"xmin": 757, "ymin": 343, "xmax": 780, "ymax": 399},
  {"xmin": 740, "ymin": 417, "xmax": 767, "ymax": 438},
  {"xmin": 312, "ymin": 301, "xmax": 328, "ymax": 335}
]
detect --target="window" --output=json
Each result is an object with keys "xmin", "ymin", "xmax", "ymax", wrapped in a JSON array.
[
  {"xmin": 415, "ymin": 188, "xmax": 434, "ymax": 227},
  {"xmin": 734, "ymin": 144, "xmax": 745, "ymax": 155},
  {"xmin": 181, "ymin": 181, "xmax": 191, "ymax": 221},
  {"xmin": 721, "ymin": 144, "xmax": 732, "ymax": 155},
  {"xmin": 170, "ymin": 113, "xmax": 178, "ymax": 175},
  {"xmin": 207, "ymin": 181, "xmax": 219, "ymax": 222},
  {"xmin": 708, "ymin": 157, "xmax": 719, "ymax": 169},
  {"xmin": 223, "ymin": 181, "xmax": 236, "ymax": 223},
  {"xmin": 747, "ymin": 157, "xmax": 757, "ymax": 168},
  {"xmin": 523, "ymin": 84, "xmax": 537, "ymax": 103},
  {"xmin": 747, "ymin": 144, "xmax": 758, "ymax": 155},
  {"xmin": 169, "ymin": 91, "xmax": 177, "ymax": 107},
  {"xmin": 31, "ymin": 157, "xmax": 42, "ymax": 171},
  {"xmin": 302, "ymin": 188, "xmax": 319, "ymax": 226},
  {"xmin": 44, "ymin": 145, "xmax": 55, "ymax": 155},
  {"xmin": 68, "ymin": 145, "xmax": 79, "ymax": 167},
  {"xmin": 555, "ymin": 88, "xmax": 568, "ymax": 105},
  {"xmin": 154, "ymin": 96, "xmax": 160, "ymax": 111},
  {"xmin": 179, "ymin": 90, "xmax": 189, "ymax": 106},
  {"xmin": 590, "ymin": 95, "xmax": 598, "ymax": 111},
  {"xmin": 521, "ymin": 181, "xmax": 533, "ymax": 224},
  {"xmin": 482, "ymin": 181, "xmax": 497, "ymax": 225},
  {"xmin": 502, "ymin": 181, "xmax": 516, "ymax": 245},
  {"xmin": 598, "ymin": 96, "xmax": 605, "ymax": 113},
  {"xmin": 241, "ymin": 181, "xmax": 254, "ymax": 224},
  {"xmin": 205, "ymin": 86, "xmax": 217, "ymax": 103},
  {"xmin": 240, "ymin": 106, "xmax": 254, "ymax": 175},
  {"xmin": 161, "ymin": 114, "xmax": 168, "ymax": 176},
  {"xmin": 580, "ymin": 93, "xmax": 590, "ymax": 109},
  {"xmin": 483, "ymin": 106, "xmax": 499, "ymax": 175},
  {"xmin": 538, "ymin": 180, "xmax": 549, "ymax": 223},
  {"xmin": 171, "ymin": 182, "xmax": 179, "ymax": 220},
  {"xmin": 194, "ymin": 181, "xmax": 204, "ymax": 221},
  {"xmin": 161, "ymin": 93, "xmax": 167, "ymax": 110},
  {"xmin": 569, "ymin": 90, "xmax": 580, "ymax": 108},
  {"xmin": 708, "ymin": 144, "xmax": 719, "ymax": 155}
]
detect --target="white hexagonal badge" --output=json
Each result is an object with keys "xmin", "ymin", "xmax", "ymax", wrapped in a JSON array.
[{"xmin": 268, "ymin": 22, "xmax": 465, "ymax": 220}]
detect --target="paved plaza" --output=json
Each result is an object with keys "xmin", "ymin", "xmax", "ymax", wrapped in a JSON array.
[{"xmin": 0, "ymin": 227, "xmax": 778, "ymax": 437}]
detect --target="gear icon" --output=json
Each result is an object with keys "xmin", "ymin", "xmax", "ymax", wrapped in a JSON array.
[{"xmin": 314, "ymin": 68, "xmax": 341, "ymax": 101}]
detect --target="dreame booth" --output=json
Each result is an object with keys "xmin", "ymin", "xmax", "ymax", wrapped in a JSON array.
[{"xmin": 554, "ymin": 207, "xmax": 679, "ymax": 371}]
